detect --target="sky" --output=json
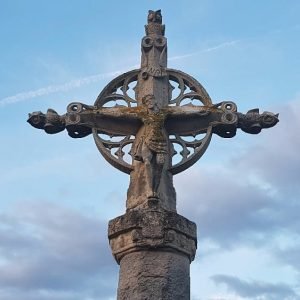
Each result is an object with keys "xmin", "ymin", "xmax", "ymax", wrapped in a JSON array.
[{"xmin": 0, "ymin": 0, "xmax": 300, "ymax": 299}]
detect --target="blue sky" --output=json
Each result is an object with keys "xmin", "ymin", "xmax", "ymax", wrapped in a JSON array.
[{"xmin": 1, "ymin": 1, "xmax": 300, "ymax": 299}]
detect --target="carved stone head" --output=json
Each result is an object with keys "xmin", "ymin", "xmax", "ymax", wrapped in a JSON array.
[
  {"xmin": 241, "ymin": 109, "xmax": 279, "ymax": 134},
  {"xmin": 260, "ymin": 111, "xmax": 279, "ymax": 129},
  {"xmin": 148, "ymin": 10, "xmax": 162, "ymax": 24},
  {"xmin": 142, "ymin": 94, "xmax": 156, "ymax": 110},
  {"xmin": 27, "ymin": 111, "xmax": 46, "ymax": 129},
  {"xmin": 145, "ymin": 9, "xmax": 165, "ymax": 36}
]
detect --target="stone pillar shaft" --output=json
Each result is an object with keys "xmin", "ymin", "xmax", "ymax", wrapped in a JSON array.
[
  {"xmin": 108, "ymin": 10, "xmax": 198, "ymax": 300},
  {"xmin": 117, "ymin": 250, "xmax": 190, "ymax": 300},
  {"xmin": 108, "ymin": 206, "xmax": 197, "ymax": 300}
]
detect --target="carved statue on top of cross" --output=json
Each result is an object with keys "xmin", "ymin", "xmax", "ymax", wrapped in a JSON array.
[{"xmin": 28, "ymin": 9, "xmax": 279, "ymax": 212}]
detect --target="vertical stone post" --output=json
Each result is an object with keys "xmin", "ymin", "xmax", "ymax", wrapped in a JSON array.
[
  {"xmin": 108, "ymin": 201, "xmax": 197, "ymax": 300},
  {"xmin": 108, "ymin": 11, "xmax": 197, "ymax": 299}
]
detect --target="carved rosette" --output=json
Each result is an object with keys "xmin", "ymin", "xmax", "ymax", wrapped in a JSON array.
[{"xmin": 108, "ymin": 208, "xmax": 197, "ymax": 264}]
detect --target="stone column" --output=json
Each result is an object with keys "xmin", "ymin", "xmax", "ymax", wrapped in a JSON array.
[
  {"xmin": 108, "ymin": 200, "xmax": 197, "ymax": 300},
  {"xmin": 107, "ymin": 10, "xmax": 198, "ymax": 300}
]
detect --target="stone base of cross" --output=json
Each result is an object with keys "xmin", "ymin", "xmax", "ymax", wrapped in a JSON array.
[
  {"xmin": 109, "ymin": 206, "xmax": 196, "ymax": 299},
  {"xmin": 28, "ymin": 9, "xmax": 278, "ymax": 300}
]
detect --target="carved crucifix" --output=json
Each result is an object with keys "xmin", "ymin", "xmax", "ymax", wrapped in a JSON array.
[
  {"xmin": 28, "ymin": 9, "xmax": 278, "ymax": 212},
  {"xmin": 28, "ymin": 10, "xmax": 279, "ymax": 299}
]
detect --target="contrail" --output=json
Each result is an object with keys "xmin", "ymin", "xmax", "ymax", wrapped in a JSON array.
[
  {"xmin": 0, "ymin": 41, "xmax": 238, "ymax": 107},
  {"xmin": 0, "ymin": 70, "xmax": 125, "ymax": 107}
]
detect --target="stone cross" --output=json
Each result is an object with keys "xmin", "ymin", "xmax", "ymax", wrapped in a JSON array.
[{"xmin": 28, "ymin": 9, "xmax": 279, "ymax": 300}]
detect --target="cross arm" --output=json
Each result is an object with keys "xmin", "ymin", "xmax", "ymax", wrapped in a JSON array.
[
  {"xmin": 165, "ymin": 102, "xmax": 279, "ymax": 138},
  {"xmin": 28, "ymin": 102, "xmax": 142, "ymax": 138}
]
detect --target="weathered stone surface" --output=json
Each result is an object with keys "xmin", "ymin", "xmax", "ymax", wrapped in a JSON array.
[
  {"xmin": 108, "ymin": 207, "xmax": 197, "ymax": 264},
  {"xmin": 127, "ymin": 159, "xmax": 176, "ymax": 211},
  {"xmin": 117, "ymin": 250, "xmax": 190, "ymax": 300}
]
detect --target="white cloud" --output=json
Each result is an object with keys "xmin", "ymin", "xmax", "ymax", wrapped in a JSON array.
[
  {"xmin": 211, "ymin": 275, "xmax": 297, "ymax": 300},
  {"xmin": 0, "ymin": 201, "xmax": 118, "ymax": 300}
]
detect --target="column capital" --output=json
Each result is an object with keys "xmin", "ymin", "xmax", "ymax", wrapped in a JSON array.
[{"xmin": 108, "ymin": 207, "xmax": 197, "ymax": 264}]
